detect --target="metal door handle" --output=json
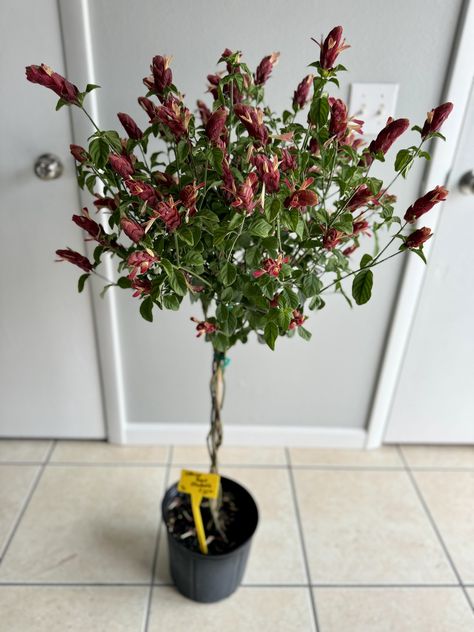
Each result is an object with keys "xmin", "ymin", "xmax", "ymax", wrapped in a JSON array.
[
  {"xmin": 34, "ymin": 153, "xmax": 64, "ymax": 180},
  {"xmin": 459, "ymin": 170, "xmax": 474, "ymax": 195}
]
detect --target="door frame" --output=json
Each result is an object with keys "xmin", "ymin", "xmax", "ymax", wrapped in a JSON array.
[
  {"xmin": 365, "ymin": 0, "xmax": 474, "ymax": 447},
  {"xmin": 58, "ymin": 0, "xmax": 473, "ymax": 447}
]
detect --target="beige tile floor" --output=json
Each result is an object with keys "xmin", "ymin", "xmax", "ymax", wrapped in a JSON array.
[{"xmin": 0, "ymin": 440, "xmax": 473, "ymax": 632}]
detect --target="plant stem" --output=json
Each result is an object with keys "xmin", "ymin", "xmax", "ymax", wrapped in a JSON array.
[
  {"xmin": 227, "ymin": 216, "xmax": 246, "ymax": 262},
  {"xmin": 320, "ymin": 250, "xmax": 402, "ymax": 293},
  {"xmin": 81, "ymin": 106, "xmax": 101, "ymax": 133},
  {"xmin": 178, "ymin": 266, "xmax": 212, "ymax": 287},
  {"xmin": 207, "ymin": 347, "xmax": 227, "ymax": 539},
  {"xmin": 174, "ymin": 233, "xmax": 181, "ymax": 266}
]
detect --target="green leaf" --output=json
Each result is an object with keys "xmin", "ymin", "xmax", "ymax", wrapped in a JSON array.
[
  {"xmin": 184, "ymin": 251, "xmax": 204, "ymax": 267},
  {"xmin": 281, "ymin": 287, "xmax": 299, "ymax": 309},
  {"xmin": 250, "ymin": 217, "xmax": 272, "ymax": 238},
  {"xmin": 89, "ymin": 137, "xmax": 109, "ymax": 169},
  {"xmin": 277, "ymin": 308, "xmax": 292, "ymax": 331},
  {"xmin": 309, "ymin": 295, "xmax": 325, "ymax": 310},
  {"xmin": 265, "ymin": 197, "xmax": 281, "ymax": 223},
  {"xmin": 176, "ymin": 139, "xmax": 189, "ymax": 163},
  {"xmin": 302, "ymin": 273, "xmax": 322, "ymax": 297},
  {"xmin": 209, "ymin": 147, "xmax": 224, "ymax": 176},
  {"xmin": 163, "ymin": 294, "xmax": 180, "ymax": 310},
  {"xmin": 359, "ymin": 254, "xmax": 373, "ymax": 268},
  {"xmin": 160, "ymin": 258, "xmax": 174, "ymax": 278},
  {"xmin": 178, "ymin": 227, "xmax": 194, "ymax": 246},
  {"xmin": 139, "ymin": 297, "xmax": 154, "ymax": 322},
  {"xmin": 85, "ymin": 83, "xmax": 100, "ymax": 93},
  {"xmin": 394, "ymin": 148, "xmax": 412, "ymax": 177},
  {"xmin": 352, "ymin": 269, "xmax": 373, "ymax": 305},
  {"xmin": 333, "ymin": 212, "xmax": 353, "ymax": 235},
  {"xmin": 264, "ymin": 321, "xmax": 279, "ymax": 350},
  {"xmin": 103, "ymin": 130, "xmax": 122, "ymax": 153},
  {"xmin": 116, "ymin": 276, "xmax": 132, "ymax": 289},
  {"xmin": 77, "ymin": 273, "xmax": 89, "ymax": 293},
  {"xmin": 297, "ymin": 326, "xmax": 312, "ymax": 341},
  {"xmin": 212, "ymin": 332, "xmax": 229, "ymax": 352},
  {"xmin": 169, "ymin": 269, "xmax": 187, "ymax": 296},
  {"xmin": 218, "ymin": 262, "xmax": 237, "ymax": 286}
]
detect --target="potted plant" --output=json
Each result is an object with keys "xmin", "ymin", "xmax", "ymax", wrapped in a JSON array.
[{"xmin": 26, "ymin": 25, "xmax": 452, "ymax": 602}]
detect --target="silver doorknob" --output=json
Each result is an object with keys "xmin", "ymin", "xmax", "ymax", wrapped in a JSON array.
[
  {"xmin": 459, "ymin": 170, "xmax": 474, "ymax": 195},
  {"xmin": 34, "ymin": 153, "xmax": 64, "ymax": 180}
]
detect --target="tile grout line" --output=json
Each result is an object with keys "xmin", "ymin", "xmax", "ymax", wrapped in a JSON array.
[
  {"xmin": 285, "ymin": 448, "xmax": 320, "ymax": 632},
  {"xmin": 396, "ymin": 445, "xmax": 474, "ymax": 616},
  {"xmin": 142, "ymin": 445, "xmax": 173, "ymax": 632},
  {"xmin": 0, "ymin": 440, "xmax": 57, "ymax": 565}
]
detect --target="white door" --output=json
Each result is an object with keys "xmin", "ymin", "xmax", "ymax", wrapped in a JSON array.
[
  {"xmin": 384, "ymin": 81, "xmax": 474, "ymax": 445},
  {"xmin": 0, "ymin": 0, "xmax": 105, "ymax": 438}
]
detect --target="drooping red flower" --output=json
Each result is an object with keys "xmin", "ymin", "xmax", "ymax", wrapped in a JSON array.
[
  {"xmin": 205, "ymin": 107, "xmax": 228, "ymax": 144},
  {"xmin": 26, "ymin": 64, "xmax": 79, "ymax": 103},
  {"xmin": 421, "ymin": 102, "xmax": 453, "ymax": 138},
  {"xmin": 93, "ymin": 196, "xmax": 118, "ymax": 211},
  {"xmin": 322, "ymin": 228, "xmax": 343, "ymax": 249},
  {"xmin": 404, "ymin": 186, "xmax": 448, "ymax": 223},
  {"xmin": 120, "ymin": 217, "xmax": 145, "ymax": 243},
  {"xmin": 138, "ymin": 96, "xmax": 159, "ymax": 122},
  {"xmin": 109, "ymin": 153, "xmax": 134, "ymax": 178},
  {"xmin": 70, "ymin": 144, "xmax": 88, "ymax": 163},
  {"xmin": 152, "ymin": 55, "xmax": 173, "ymax": 97},
  {"xmin": 143, "ymin": 55, "xmax": 172, "ymax": 101},
  {"xmin": 222, "ymin": 155, "xmax": 236, "ymax": 197},
  {"xmin": 329, "ymin": 98, "xmax": 348, "ymax": 140},
  {"xmin": 292, "ymin": 75, "xmax": 313, "ymax": 110},
  {"xmin": 347, "ymin": 185, "xmax": 377, "ymax": 212},
  {"xmin": 280, "ymin": 148, "xmax": 297, "ymax": 172},
  {"xmin": 197, "ymin": 100, "xmax": 212, "ymax": 125},
  {"xmin": 125, "ymin": 178, "xmax": 158, "ymax": 206},
  {"xmin": 317, "ymin": 26, "xmax": 350, "ymax": 70},
  {"xmin": 117, "ymin": 112, "xmax": 143, "ymax": 140},
  {"xmin": 252, "ymin": 154, "xmax": 280, "ymax": 193},
  {"xmin": 127, "ymin": 251, "xmax": 159, "ymax": 280},
  {"xmin": 364, "ymin": 117, "xmax": 410, "ymax": 165},
  {"xmin": 131, "ymin": 278, "xmax": 152, "ymax": 297},
  {"xmin": 56, "ymin": 248, "xmax": 93, "ymax": 272},
  {"xmin": 289, "ymin": 309, "xmax": 306, "ymax": 330},
  {"xmin": 152, "ymin": 197, "xmax": 181, "ymax": 232},
  {"xmin": 254, "ymin": 52, "xmax": 280, "ymax": 86},
  {"xmin": 179, "ymin": 182, "xmax": 205, "ymax": 217},
  {"xmin": 308, "ymin": 138, "xmax": 320, "ymax": 155},
  {"xmin": 233, "ymin": 104, "xmax": 269, "ymax": 145},
  {"xmin": 285, "ymin": 178, "xmax": 318, "ymax": 209},
  {"xmin": 72, "ymin": 208, "xmax": 103, "ymax": 241},
  {"xmin": 190, "ymin": 316, "xmax": 217, "ymax": 337},
  {"xmin": 154, "ymin": 97, "xmax": 191, "ymax": 140},
  {"xmin": 230, "ymin": 173, "xmax": 259, "ymax": 214},
  {"xmin": 405, "ymin": 227, "xmax": 432, "ymax": 248},
  {"xmin": 352, "ymin": 219, "xmax": 370, "ymax": 236},
  {"xmin": 207, "ymin": 73, "xmax": 221, "ymax": 100},
  {"xmin": 253, "ymin": 253, "xmax": 289, "ymax": 278},
  {"xmin": 342, "ymin": 244, "xmax": 359, "ymax": 256}
]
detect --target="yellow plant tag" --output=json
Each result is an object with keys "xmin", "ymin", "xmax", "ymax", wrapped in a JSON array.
[{"xmin": 178, "ymin": 469, "xmax": 220, "ymax": 555}]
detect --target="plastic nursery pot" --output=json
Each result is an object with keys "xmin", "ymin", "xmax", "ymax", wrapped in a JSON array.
[{"xmin": 162, "ymin": 475, "xmax": 259, "ymax": 603}]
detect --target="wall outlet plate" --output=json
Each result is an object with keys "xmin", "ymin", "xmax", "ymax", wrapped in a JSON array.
[{"xmin": 349, "ymin": 83, "xmax": 399, "ymax": 136}]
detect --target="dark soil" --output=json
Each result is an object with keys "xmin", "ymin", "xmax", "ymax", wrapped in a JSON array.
[{"xmin": 164, "ymin": 490, "xmax": 241, "ymax": 555}]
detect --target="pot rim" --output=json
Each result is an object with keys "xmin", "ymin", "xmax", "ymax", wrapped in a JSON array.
[{"xmin": 161, "ymin": 474, "xmax": 259, "ymax": 560}]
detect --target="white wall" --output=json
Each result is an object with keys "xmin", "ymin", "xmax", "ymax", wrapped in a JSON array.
[{"xmin": 80, "ymin": 0, "xmax": 462, "ymax": 429}]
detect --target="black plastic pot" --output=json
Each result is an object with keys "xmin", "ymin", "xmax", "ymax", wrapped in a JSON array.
[{"xmin": 162, "ymin": 475, "xmax": 259, "ymax": 603}]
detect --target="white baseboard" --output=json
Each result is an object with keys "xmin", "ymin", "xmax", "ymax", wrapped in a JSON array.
[{"xmin": 123, "ymin": 422, "xmax": 367, "ymax": 448}]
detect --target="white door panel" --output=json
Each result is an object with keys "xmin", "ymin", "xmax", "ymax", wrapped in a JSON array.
[
  {"xmin": 385, "ymin": 82, "xmax": 474, "ymax": 444},
  {"xmin": 0, "ymin": 0, "xmax": 105, "ymax": 438}
]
